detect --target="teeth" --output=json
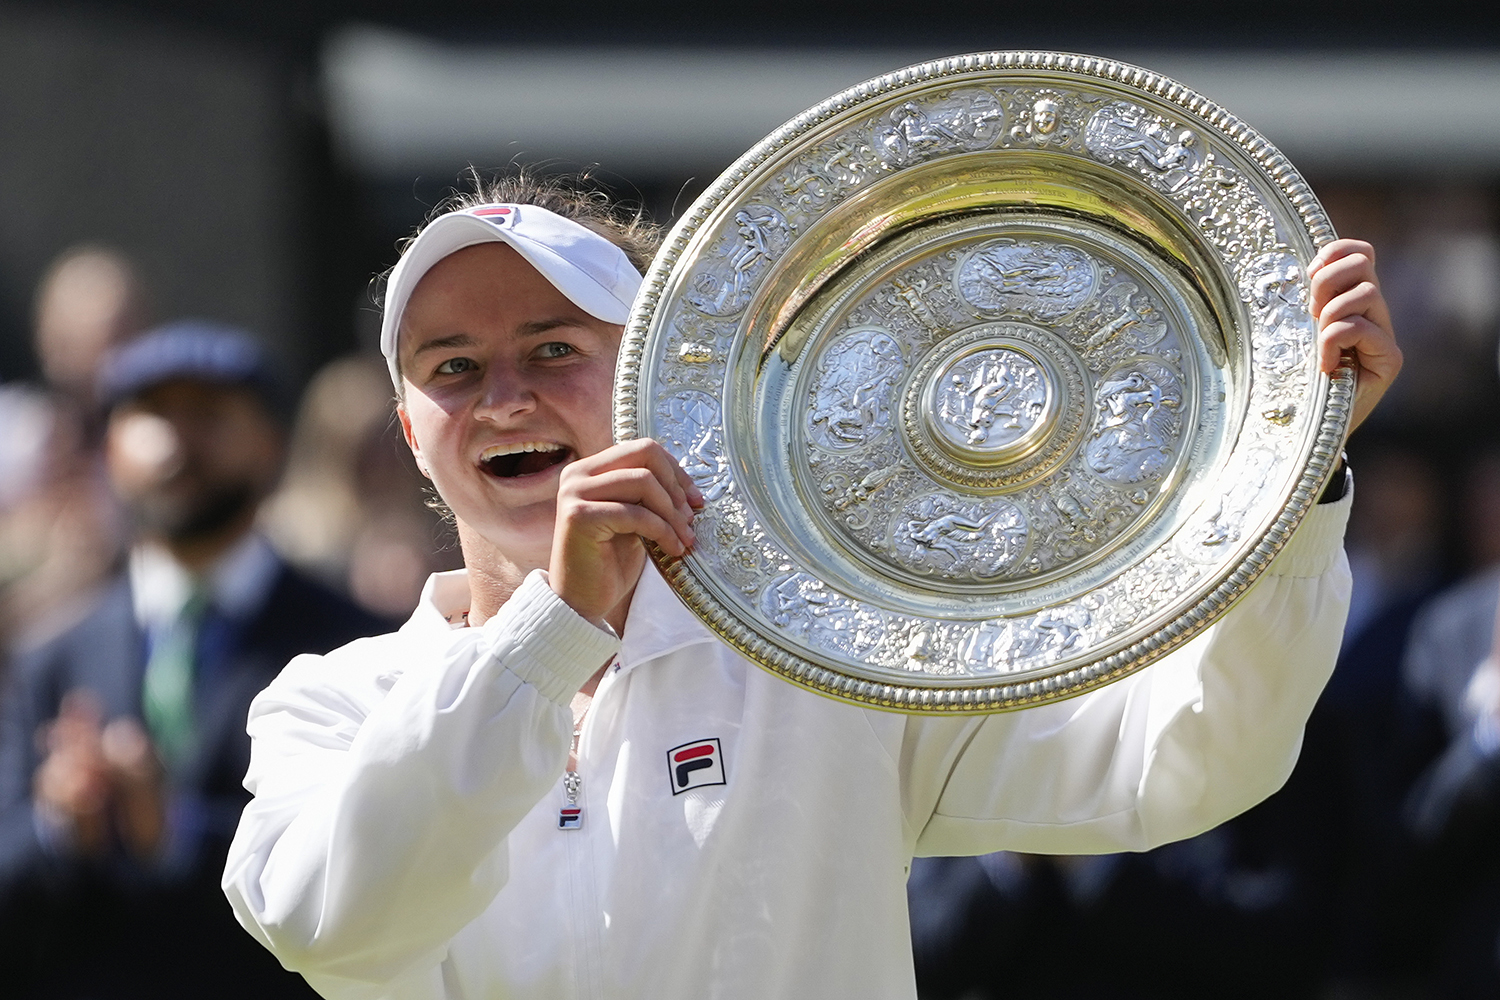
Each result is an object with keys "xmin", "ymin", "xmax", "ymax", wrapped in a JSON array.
[{"xmin": 480, "ymin": 442, "xmax": 563, "ymax": 461}]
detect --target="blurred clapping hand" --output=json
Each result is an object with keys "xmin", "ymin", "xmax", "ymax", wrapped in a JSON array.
[{"xmin": 32, "ymin": 690, "xmax": 165, "ymax": 861}]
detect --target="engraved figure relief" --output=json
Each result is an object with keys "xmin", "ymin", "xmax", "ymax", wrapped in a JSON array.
[
  {"xmin": 860, "ymin": 259, "xmax": 961, "ymax": 350},
  {"xmin": 874, "ymin": 90, "xmax": 1004, "ymax": 167},
  {"xmin": 691, "ymin": 495, "xmax": 785, "ymax": 598},
  {"xmin": 887, "ymin": 276, "xmax": 939, "ymax": 330},
  {"xmin": 658, "ymin": 391, "xmax": 733, "ymax": 501},
  {"xmin": 1016, "ymin": 476, "xmax": 1142, "ymax": 572},
  {"xmin": 684, "ymin": 205, "xmax": 791, "ymax": 317},
  {"xmin": 959, "ymin": 620, "xmax": 1009, "ymax": 672},
  {"xmin": 695, "ymin": 508, "xmax": 766, "ymax": 597},
  {"xmin": 1194, "ymin": 446, "xmax": 1278, "ymax": 550},
  {"xmin": 1009, "ymin": 606, "xmax": 1091, "ymax": 664},
  {"xmin": 1038, "ymin": 485, "xmax": 1110, "ymax": 560},
  {"xmin": 934, "ymin": 349, "xmax": 1047, "ymax": 448},
  {"xmin": 1084, "ymin": 362, "xmax": 1183, "ymax": 486},
  {"xmin": 1073, "ymin": 279, "xmax": 1170, "ymax": 359},
  {"xmin": 1085, "ymin": 101, "xmax": 1205, "ymax": 193},
  {"xmin": 822, "ymin": 462, "xmax": 902, "ymax": 530},
  {"xmin": 777, "ymin": 133, "xmax": 886, "ymax": 217},
  {"xmin": 1112, "ymin": 552, "xmax": 1200, "ymax": 617},
  {"xmin": 960, "ymin": 606, "xmax": 1091, "ymax": 671},
  {"xmin": 806, "ymin": 329, "xmax": 906, "ymax": 450},
  {"xmin": 1240, "ymin": 251, "xmax": 1315, "ymax": 377},
  {"xmin": 903, "ymin": 628, "xmax": 941, "ymax": 672},
  {"xmin": 761, "ymin": 573, "xmax": 886, "ymax": 659},
  {"xmin": 1007, "ymin": 90, "xmax": 1077, "ymax": 146},
  {"xmin": 956, "ymin": 240, "xmax": 1098, "ymax": 320},
  {"xmin": 888, "ymin": 493, "xmax": 1029, "ymax": 581}
]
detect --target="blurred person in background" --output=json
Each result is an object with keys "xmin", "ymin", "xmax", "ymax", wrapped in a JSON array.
[
  {"xmin": 261, "ymin": 353, "xmax": 461, "ymax": 620},
  {"xmin": 0, "ymin": 245, "xmax": 151, "ymax": 653},
  {"xmin": 33, "ymin": 246, "xmax": 152, "ymax": 413},
  {"xmin": 1395, "ymin": 448, "xmax": 1500, "ymax": 999},
  {"xmin": 0, "ymin": 322, "xmax": 393, "ymax": 999}
]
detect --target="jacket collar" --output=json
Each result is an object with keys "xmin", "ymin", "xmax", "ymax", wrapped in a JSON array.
[
  {"xmin": 404, "ymin": 569, "xmax": 473, "ymax": 637},
  {"xmin": 618, "ymin": 562, "xmax": 720, "ymax": 670}
]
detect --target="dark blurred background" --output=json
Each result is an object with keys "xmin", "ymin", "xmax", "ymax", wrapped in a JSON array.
[
  {"xmin": 0, "ymin": 0, "xmax": 1496, "ymax": 387},
  {"xmin": 2, "ymin": 2, "xmax": 1500, "ymax": 999}
]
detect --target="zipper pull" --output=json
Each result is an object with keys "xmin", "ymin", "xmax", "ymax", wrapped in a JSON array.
[{"xmin": 559, "ymin": 770, "xmax": 584, "ymax": 830}]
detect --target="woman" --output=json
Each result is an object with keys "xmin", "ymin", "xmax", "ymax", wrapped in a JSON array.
[{"xmin": 224, "ymin": 174, "xmax": 1399, "ymax": 999}]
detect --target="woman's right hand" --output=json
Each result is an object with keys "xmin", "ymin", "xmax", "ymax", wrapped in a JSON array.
[{"xmin": 548, "ymin": 438, "xmax": 702, "ymax": 629}]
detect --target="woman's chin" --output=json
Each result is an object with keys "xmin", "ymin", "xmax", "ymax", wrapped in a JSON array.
[{"xmin": 452, "ymin": 508, "xmax": 557, "ymax": 572}]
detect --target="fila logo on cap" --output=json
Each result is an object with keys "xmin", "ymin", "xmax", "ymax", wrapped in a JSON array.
[
  {"xmin": 470, "ymin": 206, "xmax": 514, "ymax": 228},
  {"xmin": 667, "ymin": 739, "xmax": 725, "ymax": 795}
]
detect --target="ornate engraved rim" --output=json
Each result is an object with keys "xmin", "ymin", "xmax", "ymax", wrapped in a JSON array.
[{"xmin": 615, "ymin": 51, "xmax": 1353, "ymax": 713}]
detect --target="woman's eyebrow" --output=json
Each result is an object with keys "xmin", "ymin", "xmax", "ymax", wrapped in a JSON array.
[
  {"xmin": 411, "ymin": 332, "xmax": 478, "ymax": 358},
  {"xmin": 515, "ymin": 318, "xmax": 583, "ymax": 338}
]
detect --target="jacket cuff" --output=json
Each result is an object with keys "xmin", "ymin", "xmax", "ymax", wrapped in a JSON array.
[
  {"xmin": 479, "ymin": 570, "xmax": 620, "ymax": 705},
  {"xmin": 1266, "ymin": 483, "xmax": 1352, "ymax": 578}
]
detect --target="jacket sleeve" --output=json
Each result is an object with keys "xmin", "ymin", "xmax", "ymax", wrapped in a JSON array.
[
  {"xmin": 221, "ymin": 571, "xmax": 618, "ymax": 986},
  {"xmin": 908, "ymin": 495, "xmax": 1352, "ymax": 857}
]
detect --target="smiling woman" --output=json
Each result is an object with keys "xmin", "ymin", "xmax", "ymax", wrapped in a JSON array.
[
  {"xmin": 394, "ymin": 240, "xmax": 637, "ymax": 606},
  {"xmin": 221, "ymin": 166, "xmax": 1385, "ymax": 1000}
]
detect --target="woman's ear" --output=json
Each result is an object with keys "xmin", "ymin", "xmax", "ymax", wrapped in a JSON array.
[{"xmin": 396, "ymin": 406, "xmax": 431, "ymax": 479}]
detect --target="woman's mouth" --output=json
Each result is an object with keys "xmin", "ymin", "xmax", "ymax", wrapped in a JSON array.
[{"xmin": 479, "ymin": 442, "xmax": 571, "ymax": 479}]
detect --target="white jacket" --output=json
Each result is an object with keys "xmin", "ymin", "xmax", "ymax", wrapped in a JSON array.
[{"xmin": 223, "ymin": 499, "xmax": 1351, "ymax": 1000}]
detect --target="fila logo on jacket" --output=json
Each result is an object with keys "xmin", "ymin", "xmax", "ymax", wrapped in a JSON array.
[{"xmin": 667, "ymin": 739, "xmax": 726, "ymax": 794}]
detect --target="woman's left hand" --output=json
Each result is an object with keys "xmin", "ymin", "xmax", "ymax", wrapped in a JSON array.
[{"xmin": 1309, "ymin": 238, "xmax": 1402, "ymax": 434}]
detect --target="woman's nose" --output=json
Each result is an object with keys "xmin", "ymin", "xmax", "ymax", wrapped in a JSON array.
[{"xmin": 474, "ymin": 366, "xmax": 537, "ymax": 421}]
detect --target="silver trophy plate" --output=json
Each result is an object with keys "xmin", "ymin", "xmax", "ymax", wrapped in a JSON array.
[{"xmin": 615, "ymin": 52, "xmax": 1353, "ymax": 713}]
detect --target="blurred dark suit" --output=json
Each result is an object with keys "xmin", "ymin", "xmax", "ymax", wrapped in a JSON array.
[{"xmin": 0, "ymin": 557, "xmax": 391, "ymax": 1000}]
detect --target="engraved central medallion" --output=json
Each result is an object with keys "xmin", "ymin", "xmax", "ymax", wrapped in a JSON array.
[
  {"xmin": 921, "ymin": 342, "xmax": 1057, "ymax": 466},
  {"xmin": 900, "ymin": 321, "xmax": 1088, "ymax": 495}
]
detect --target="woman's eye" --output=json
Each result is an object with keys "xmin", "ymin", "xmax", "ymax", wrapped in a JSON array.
[
  {"xmin": 434, "ymin": 357, "xmax": 477, "ymax": 375},
  {"xmin": 537, "ymin": 342, "xmax": 575, "ymax": 359}
]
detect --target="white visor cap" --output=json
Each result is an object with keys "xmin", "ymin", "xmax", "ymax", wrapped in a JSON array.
[{"xmin": 380, "ymin": 203, "xmax": 644, "ymax": 386}]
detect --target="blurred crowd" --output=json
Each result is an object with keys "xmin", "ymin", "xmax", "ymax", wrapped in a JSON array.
[
  {"xmin": 0, "ymin": 244, "xmax": 459, "ymax": 998},
  {"xmin": 0, "ymin": 179, "xmax": 1497, "ymax": 999}
]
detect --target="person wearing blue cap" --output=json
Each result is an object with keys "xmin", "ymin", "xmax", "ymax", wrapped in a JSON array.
[
  {"xmin": 223, "ymin": 175, "xmax": 1400, "ymax": 1000},
  {"xmin": 0, "ymin": 322, "xmax": 393, "ymax": 999}
]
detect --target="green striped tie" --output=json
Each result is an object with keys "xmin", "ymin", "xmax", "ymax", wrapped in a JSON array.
[{"xmin": 142, "ymin": 588, "xmax": 209, "ymax": 768}]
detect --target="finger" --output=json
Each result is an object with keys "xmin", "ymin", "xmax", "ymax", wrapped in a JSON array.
[
  {"xmin": 1309, "ymin": 238, "xmax": 1376, "ymax": 277},
  {"xmin": 565, "ymin": 467, "xmax": 697, "ymax": 549},
  {"xmin": 575, "ymin": 439, "xmax": 694, "ymax": 518},
  {"xmin": 581, "ymin": 439, "xmax": 700, "ymax": 522},
  {"xmin": 1318, "ymin": 315, "xmax": 1403, "ymax": 381},
  {"xmin": 638, "ymin": 442, "xmax": 695, "ymax": 518},
  {"xmin": 565, "ymin": 499, "xmax": 690, "ymax": 557},
  {"xmin": 1318, "ymin": 280, "xmax": 1388, "ymax": 332},
  {"xmin": 1310, "ymin": 253, "xmax": 1379, "ymax": 317},
  {"xmin": 58, "ymin": 689, "xmax": 104, "ymax": 727},
  {"xmin": 677, "ymin": 463, "xmax": 706, "ymax": 510}
]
